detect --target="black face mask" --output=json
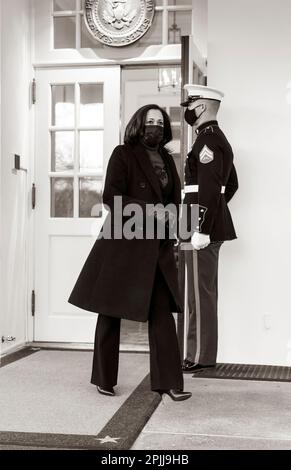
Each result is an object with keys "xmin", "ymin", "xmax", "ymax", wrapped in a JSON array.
[
  {"xmin": 142, "ymin": 125, "xmax": 164, "ymax": 148},
  {"xmin": 184, "ymin": 105, "xmax": 204, "ymax": 126}
]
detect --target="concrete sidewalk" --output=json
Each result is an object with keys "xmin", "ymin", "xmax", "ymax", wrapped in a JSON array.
[
  {"xmin": 1, "ymin": 349, "xmax": 291, "ymax": 450},
  {"xmin": 132, "ymin": 375, "xmax": 291, "ymax": 450}
]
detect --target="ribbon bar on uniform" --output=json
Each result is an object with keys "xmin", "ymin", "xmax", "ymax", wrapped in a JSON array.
[{"xmin": 184, "ymin": 185, "xmax": 226, "ymax": 194}]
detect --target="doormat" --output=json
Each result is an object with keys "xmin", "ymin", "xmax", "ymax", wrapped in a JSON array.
[
  {"xmin": 0, "ymin": 374, "xmax": 160, "ymax": 450},
  {"xmin": 191, "ymin": 363, "xmax": 291, "ymax": 382},
  {"xmin": 0, "ymin": 347, "xmax": 160, "ymax": 450},
  {"xmin": 0, "ymin": 347, "xmax": 40, "ymax": 368}
]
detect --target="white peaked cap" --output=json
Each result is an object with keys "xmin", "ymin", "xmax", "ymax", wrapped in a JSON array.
[{"xmin": 181, "ymin": 84, "xmax": 224, "ymax": 106}]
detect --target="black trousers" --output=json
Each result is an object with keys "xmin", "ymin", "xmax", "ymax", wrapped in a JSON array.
[
  {"xmin": 185, "ymin": 242, "xmax": 223, "ymax": 365},
  {"xmin": 91, "ymin": 266, "xmax": 183, "ymax": 391}
]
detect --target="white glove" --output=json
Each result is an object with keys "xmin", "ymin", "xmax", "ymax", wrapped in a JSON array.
[{"xmin": 191, "ymin": 232, "xmax": 210, "ymax": 250}]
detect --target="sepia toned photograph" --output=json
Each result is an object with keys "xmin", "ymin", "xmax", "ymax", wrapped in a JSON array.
[{"xmin": 0, "ymin": 0, "xmax": 290, "ymax": 463}]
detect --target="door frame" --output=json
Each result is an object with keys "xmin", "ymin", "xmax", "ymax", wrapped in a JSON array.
[{"xmin": 27, "ymin": 44, "xmax": 206, "ymax": 346}]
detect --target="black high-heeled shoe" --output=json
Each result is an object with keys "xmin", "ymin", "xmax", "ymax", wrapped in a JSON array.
[
  {"xmin": 157, "ymin": 389, "xmax": 192, "ymax": 401},
  {"xmin": 97, "ymin": 385, "xmax": 115, "ymax": 396}
]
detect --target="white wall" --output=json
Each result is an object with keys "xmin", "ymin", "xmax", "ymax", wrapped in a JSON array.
[
  {"xmin": 208, "ymin": 0, "xmax": 291, "ymax": 366},
  {"xmin": 192, "ymin": 0, "xmax": 208, "ymax": 58},
  {"xmin": 0, "ymin": 0, "xmax": 34, "ymax": 354},
  {"xmin": 33, "ymin": 0, "xmax": 182, "ymax": 65},
  {"xmin": 0, "ymin": 0, "xmax": 2, "ymax": 352}
]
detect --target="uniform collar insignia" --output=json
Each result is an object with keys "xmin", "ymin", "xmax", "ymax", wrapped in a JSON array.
[{"xmin": 195, "ymin": 120, "xmax": 219, "ymax": 135}]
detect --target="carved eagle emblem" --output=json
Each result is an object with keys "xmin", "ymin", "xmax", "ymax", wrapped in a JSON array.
[{"xmin": 103, "ymin": 0, "xmax": 137, "ymax": 29}]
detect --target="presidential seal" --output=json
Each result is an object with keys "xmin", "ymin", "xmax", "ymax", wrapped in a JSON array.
[{"xmin": 84, "ymin": 0, "xmax": 155, "ymax": 47}]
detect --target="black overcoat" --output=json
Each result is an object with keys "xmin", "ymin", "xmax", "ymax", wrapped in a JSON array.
[{"xmin": 68, "ymin": 142, "xmax": 182, "ymax": 322}]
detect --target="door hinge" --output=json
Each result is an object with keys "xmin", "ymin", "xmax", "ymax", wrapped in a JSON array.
[
  {"xmin": 31, "ymin": 290, "xmax": 35, "ymax": 317},
  {"xmin": 32, "ymin": 78, "xmax": 36, "ymax": 105},
  {"xmin": 32, "ymin": 183, "xmax": 36, "ymax": 209}
]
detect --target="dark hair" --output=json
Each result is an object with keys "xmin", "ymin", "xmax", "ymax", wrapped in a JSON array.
[{"xmin": 124, "ymin": 104, "xmax": 173, "ymax": 146}]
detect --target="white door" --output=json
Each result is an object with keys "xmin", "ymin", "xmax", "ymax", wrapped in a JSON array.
[
  {"xmin": 34, "ymin": 66, "xmax": 120, "ymax": 342},
  {"xmin": 118, "ymin": 67, "xmax": 182, "ymax": 348}
]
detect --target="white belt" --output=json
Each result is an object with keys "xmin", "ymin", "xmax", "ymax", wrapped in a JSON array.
[
  {"xmin": 184, "ymin": 184, "xmax": 226, "ymax": 194},
  {"xmin": 184, "ymin": 184, "xmax": 199, "ymax": 193}
]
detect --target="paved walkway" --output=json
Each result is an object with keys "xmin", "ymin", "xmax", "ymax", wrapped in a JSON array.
[
  {"xmin": 133, "ymin": 375, "xmax": 291, "ymax": 450},
  {"xmin": 1, "ymin": 349, "xmax": 291, "ymax": 450}
]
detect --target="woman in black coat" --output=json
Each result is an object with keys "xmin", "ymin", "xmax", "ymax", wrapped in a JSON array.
[{"xmin": 68, "ymin": 104, "xmax": 191, "ymax": 401}]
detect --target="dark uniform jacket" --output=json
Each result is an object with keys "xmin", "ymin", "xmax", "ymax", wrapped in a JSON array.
[
  {"xmin": 68, "ymin": 142, "xmax": 182, "ymax": 322},
  {"xmin": 183, "ymin": 120, "xmax": 238, "ymax": 242}
]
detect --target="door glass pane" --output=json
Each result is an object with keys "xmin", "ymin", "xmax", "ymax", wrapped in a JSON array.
[
  {"xmin": 169, "ymin": 106, "xmax": 181, "ymax": 123},
  {"xmin": 80, "ymin": 84, "xmax": 104, "ymax": 127},
  {"xmin": 51, "ymin": 178, "xmax": 74, "ymax": 217},
  {"xmin": 79, "ymin": 178, "xmax": 103, "ymax": 218},
  {"xmin": 51, "ymin": 131, "xmax": 74, "ymax": 172},
  {"xmin": 79, "ymin": 131, "xmax": 103, "ymax": 172},
  {"xmin": 166, "ymin": 139, "xmax": 180, "ymax": 155},
  {"xmin": 168, "ymin": 11, "xmax": 191, "ymax": 44},
  {"xmin": 51, "ymin": 85, "xmax": 75, "ymax": 127},
  {"xmin": 54, "ymin": 0, "xmax": 76, "ymax": 11},
  {"xmin": 54, "ymin": 16, "xmax": 76, "ymax": 49},
  {"xmin": 172, "ymin": 126, "xmax": 180, "ymax": 140}
]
